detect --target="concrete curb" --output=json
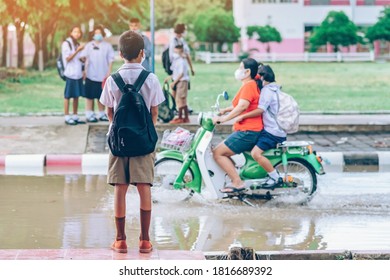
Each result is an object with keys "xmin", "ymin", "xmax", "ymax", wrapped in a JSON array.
[
  {"xmin": 155, "ymin": 123, "xmax": 390, "ymax": 134},
  {"xmin": 320, "ymin": 151, "xmax": 390, "ymax": 172},
  {"xmin": 0, "ymin": 152, "xmax": 389, "ymax": 175},
  {"xmin": 204, "ymin": 249, "xmax": 390, "ymax": 260}
]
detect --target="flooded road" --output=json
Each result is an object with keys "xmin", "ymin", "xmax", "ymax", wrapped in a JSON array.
[{"xmin": 1, "ymin": 172, "xmax": 390, "ymax": 252}]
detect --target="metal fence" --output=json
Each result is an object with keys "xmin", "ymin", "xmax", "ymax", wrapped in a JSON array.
[{"xmin": 196, "ymin": 51, "xmax": 376, "ymax": 63}]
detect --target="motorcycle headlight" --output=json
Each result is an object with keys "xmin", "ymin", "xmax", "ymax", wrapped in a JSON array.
[{"xmin": 197, "ymin": 112, "xmax": 203, "ymax": 125}]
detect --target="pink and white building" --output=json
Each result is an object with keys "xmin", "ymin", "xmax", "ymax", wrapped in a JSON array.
[{"xmin": 233, "ymin": 0, "xmax": 390, "ymax": 55}]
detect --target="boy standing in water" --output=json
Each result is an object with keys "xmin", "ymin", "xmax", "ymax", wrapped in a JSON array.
[{"xmin": 100, "ymin": 31, "xmax": 165, "ymax": 253}]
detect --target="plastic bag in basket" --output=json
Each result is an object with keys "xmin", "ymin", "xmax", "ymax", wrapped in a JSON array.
[{"xmin": 162, "ymin": 127, "xmax": 192, "ymax": 147}]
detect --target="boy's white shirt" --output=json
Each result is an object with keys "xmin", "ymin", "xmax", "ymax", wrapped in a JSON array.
[
  {"xmin": 171, "ymin": 55, "xmax": 190, "ymax": 82},
  {"xmin": 168, "ymin": 37, "xmax": 190, "ymax": 62},
  {"xmin": 100, "ymin": 63, "xmax": 165, "ymax": 136},
  {"xmin": 99, "ymin": 63, "xmax": 165, "ymax": 113}
]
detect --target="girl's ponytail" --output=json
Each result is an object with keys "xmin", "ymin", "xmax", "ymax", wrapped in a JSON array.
[
  {"xmin": 242, "ymin": 58, "xmax": 263, "ymax": 91},
  {"xmin": 255, "ymin": 73, "xmax": 263, "ymax": 91}
]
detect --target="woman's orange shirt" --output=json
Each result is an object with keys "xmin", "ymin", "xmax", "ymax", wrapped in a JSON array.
[{"xmin": 232, "ymin": 80, "xmax": 263, "ymax": 132}]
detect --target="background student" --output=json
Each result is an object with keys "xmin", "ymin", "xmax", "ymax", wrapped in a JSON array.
[
  {"xmin": 129, "ymin": 18, "xmax": 152, "ymax": 71},
  {"xmin": 82, "ymin": 25, "xmax": 115, "ymax": 122},
  {"xmin": 168, "ymin": 23, "xmax": 195, "ymax": 76},
  {"xmin": 164, "ymin": 44, "xmax": 190, "ymax": 124},
  {"xmin": 62, "ymin": 25, "xmax": 85, "ymax": 125}
]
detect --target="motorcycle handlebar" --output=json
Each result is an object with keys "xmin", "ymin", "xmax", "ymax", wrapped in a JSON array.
[{"xmin": 212, "ymin": 91, "xmax": 229, "ymax": 113}]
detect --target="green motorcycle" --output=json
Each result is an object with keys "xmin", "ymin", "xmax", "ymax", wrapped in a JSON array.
[{"xmin": 153, "ymin": 92, "xmax": 325, "ymax": 206}]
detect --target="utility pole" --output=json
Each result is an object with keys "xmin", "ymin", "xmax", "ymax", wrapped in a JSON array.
[
  {"xmin": 38, "ymin": 20, "xmax": 44, "ymax": 71},
  {"xmin": 150, "ymin": 0, "xmax": 155, "ymax": 73}
]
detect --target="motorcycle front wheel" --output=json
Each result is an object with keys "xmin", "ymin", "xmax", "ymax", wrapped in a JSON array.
[
  {"xmin": 153, "ymin": 158, "xmax": 194, "ymax": 203},
  {"xmin": 274, "ymin": 158, "xmax": 317, "ymax": 198}
]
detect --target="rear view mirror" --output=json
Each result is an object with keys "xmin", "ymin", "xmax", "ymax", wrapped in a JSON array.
[{"xmin": 223, "ymin": 91, "xmax": 229, "ymax": 100}]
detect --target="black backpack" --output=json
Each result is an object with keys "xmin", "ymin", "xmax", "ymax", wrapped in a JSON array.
[
  {"xmin": 161, "ymin": 38, "xmax": 179, "ymax": 75},
  {"xmin": 161, "ymin": 48, "xmax": 172, "ymax": 75},
  {"xmin": 56, "ymin": 40, "xmax": 72, "ymax": 81},
  {"xmin": 108, "ymin": 70, "xmax": 158, "ymax": 157},
  {"xmin": 158, "ymin": 81, "xmax": 176, "ymax": 123}
]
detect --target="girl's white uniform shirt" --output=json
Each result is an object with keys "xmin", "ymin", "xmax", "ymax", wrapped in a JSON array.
[
  {"xmin": 62, "ymin": 38, "xmax": 83, "ymax": 80},
  {"xmin": 81, "ymin": 41, "xmax": 115, "ymax": 82}
]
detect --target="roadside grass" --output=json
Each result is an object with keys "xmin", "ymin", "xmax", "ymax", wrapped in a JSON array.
[{"xmin": 0, "ymin": 61, "xmax": 389, "ymax": 115}]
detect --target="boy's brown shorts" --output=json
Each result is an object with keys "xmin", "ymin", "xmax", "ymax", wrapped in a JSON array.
[
  {"xmin": 175, "ymin": 80, "xmax": 188, "ymax": 108},
  {"xmin": 107, "ymin": 151, "xmax": 155, "ymax": 186}
]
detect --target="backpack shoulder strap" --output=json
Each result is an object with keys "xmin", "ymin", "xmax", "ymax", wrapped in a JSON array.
[
  {"xmin": 111, "ymin": 70, "xmax": 150, "ymax": 94},
  {"xmin": 133, "ymin": 70, "xmax": 150, "ymax": 92},
  {"xmin": 111, "ymin": 72, "xmax": 126, "ymax": 94},
  {"xmin": 65, "ymin": 40, "xmax": 72, "ymax": 51}
]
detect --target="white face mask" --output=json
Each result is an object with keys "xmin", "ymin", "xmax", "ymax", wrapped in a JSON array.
[
  {"xmin": 172, "ymin": 53, "xmax": 180, "ymax": 60},
  {"xmin": 141, "ymin": 52, "xmax": 146, "ymax": 64},
  {"xmin": 234, "ymin": 69, "xmax": 248, "ymax": 81}
]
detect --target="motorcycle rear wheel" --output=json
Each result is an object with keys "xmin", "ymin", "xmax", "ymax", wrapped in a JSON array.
[
  {"xmin": 153, "ymin": 158, "xmax": 194, "ymax": 203},
  {"xmin": 274, "ymin": 158, "xmax": 317, "ymax": 198}
]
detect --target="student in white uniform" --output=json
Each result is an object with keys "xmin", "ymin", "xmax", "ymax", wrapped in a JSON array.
[
  {"xmin": 165, "ymin": 44, "xmax": 190, "ymax": 124},
  {"xmin": 62, "ymin": 26, "xmax": 85, "ymax": 125},
  {"xmin": 128, "ymin": 18, "xmax": 152, "ymax": 71},
  {"xmin": 99, "ymin": 31, "xmax": 165, "ymax": 254},
  {"xmin": 81, "ymin": 25, "xmax": 115, "ymax": 122},
  {"xmin": 168, "ymin": 23, "xmax": 195, "ymax": 76}
]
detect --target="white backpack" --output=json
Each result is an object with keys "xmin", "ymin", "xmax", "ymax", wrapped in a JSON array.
[{"xmin": 269, "ymin": 89, "xmax": 300, "ymax": 134}]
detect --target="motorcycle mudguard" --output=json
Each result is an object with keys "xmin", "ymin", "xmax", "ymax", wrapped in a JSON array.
[
  {"xmin": 301, "ymin": 153, "xmax": 325, "ymax": 175},
  {"xmin": 155, "ymin": 150, "xmax": 203, "ymax": 193},
  {"xmin": 240, "ymin": 150, "xmax": 324, "ymax": 180}
]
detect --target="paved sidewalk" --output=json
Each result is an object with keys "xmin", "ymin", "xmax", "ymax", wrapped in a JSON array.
[{"xmin": 1, "ymin": 114, "xmax": 390, "ymax": 155}]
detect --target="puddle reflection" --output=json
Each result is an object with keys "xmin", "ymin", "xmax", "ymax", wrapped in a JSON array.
[{"xmin": 1, "ymin": 173, "xmax": 390, "ymax": 252}]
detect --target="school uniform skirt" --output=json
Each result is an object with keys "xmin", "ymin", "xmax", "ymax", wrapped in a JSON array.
[
  {"xmin": 84, "ymin": 78, "xmax": 103, "ymax": 99},
  {"xmin": 64, "ymin": 77, "xmax": 83, "ymax": 99}
]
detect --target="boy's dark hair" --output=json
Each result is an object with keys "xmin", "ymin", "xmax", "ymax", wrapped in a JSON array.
[
  {"xmin": 174, "ymin": 23, "xmax": 186, "ymax": 34},
  {"xmin": 258, "ymin": 64, "xmax": 276, "ymax": 83},
  {"xmin": 129, "ymin": 18, "xmax": 140, "ymax": 24},
  {"xmin": 242, "ymin": 58, "xmax": 259, "ymax": 79},
  {"xmin": 119, "ymin": 31, "xmax": 144, "ymax": 61}
]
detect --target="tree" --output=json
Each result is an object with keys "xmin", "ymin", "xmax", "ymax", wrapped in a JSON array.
[
  {"xmin": 310, "ymin": 11, "xmax": 359, "ymax": 52},
  {"xmin": 1, "ymin": 0, "xmax": 233, "ymax": 69},
  {"xmin": 0, "ymin": 0, "xmax": 141, "ymax": 69},
  {"xmin": 193, "ymin": 8, "xmax": 240, "ymax": 52},
  {"xmin": 154, "ymin": 0, "xmax": 232, "ymax": 30},
  {"xmin": 3, "ymin": 0, "xmax": 29, "ymax": 68},
  {"xmin": 247, "ymin": 25, "xmax": 282, "ymax": 53},
  {"xmin": 0, "ymin": 0, "xmax": 10, "ymax": 67},
  {"xmin": 27, "ymin": 0, "xmax": 68, "ymax": 70},
  {"xmin": 366, "ymin": 7, "xmax": 390, "ymax": 43}
]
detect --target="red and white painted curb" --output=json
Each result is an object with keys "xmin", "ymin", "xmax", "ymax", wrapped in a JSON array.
[
  {"xmin": 0, "ymin": 154, "xmax": 108, "ymax": 176},
  {"xmin": 0, "ymin": 152, "xmax": 389, "ymax": 176}
]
